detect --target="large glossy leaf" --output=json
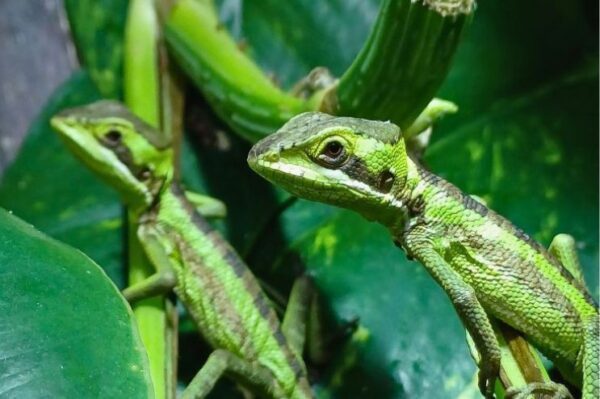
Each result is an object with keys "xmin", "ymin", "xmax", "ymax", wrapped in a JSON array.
[
  {"xmin": 0, "ymin": 1, "xmax": 597, "ymax": 398},
  {"xmin": 0, "ymin": 208, "xmax": 152, "ymax": 398},
  {"xmin": 0, "ymin": 72, "xmax": 125, "ymax": 285},
  {"xmin": 437, "ymin": 1, "xmax": 597, "ymax": 131}
]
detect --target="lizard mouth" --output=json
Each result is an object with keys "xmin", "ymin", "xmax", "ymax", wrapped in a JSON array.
[
  {"xmin": 248, "ymin": 155, "xmax": 336, "ymax": 199},
  {"xmin": 50, "ymin": 116, "xmax": 102, "ymax": 162},
  {"xmin": 250, "ymin": 157, "xmax": 314, "ymax": 184}
]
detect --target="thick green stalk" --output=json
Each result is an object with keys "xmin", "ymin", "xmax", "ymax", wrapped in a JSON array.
[
  {"xmin": 124, "ymin": 1, "xmax": 168, "ymax": 398},
  {"xmin": 165, "ymin": 0, "xmax": 312, "ymax": 142},
  {"xmin": 165, "ymin": 0, "xmax": 471, "ymax": 143},
  {"xmin": 126, "ymin": 213, "xmax": 167, "ymax": 399},
  {"xmin": 125, "ymin": 0, "xmax": 161, "ymax": 124},
  {"xmin": 335, "ymin": 0, "xmax": 474, "ymax": 130}
]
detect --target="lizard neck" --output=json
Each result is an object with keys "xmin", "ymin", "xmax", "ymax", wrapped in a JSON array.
[
  {"xmin": 385, "ymin": 156, "xmax": 432, "ymax": 237},
  {"xmin": 132, "ymin": 170, "xmax": 175, "ymax": 216}
]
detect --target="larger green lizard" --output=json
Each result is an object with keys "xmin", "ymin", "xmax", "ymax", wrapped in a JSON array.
[
  {"xmin": 247, "ymin": 112, "xmax": 599, "ymax": 398},
  {"xmin": 51, "ymin": 101, "xmax": 314, "ymax": 399}
]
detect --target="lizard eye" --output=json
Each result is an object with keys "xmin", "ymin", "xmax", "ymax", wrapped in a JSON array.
[
  {"xmin": 317, "ymin": 140, "xmax": 348, "ymax": 167},
  {"xmin": 324, "ymin": 141, "xmax": 343, "ymax": 157},
  {"xmin": 104, "ymin": 130, "xmax": 122, "ymax": 145}
]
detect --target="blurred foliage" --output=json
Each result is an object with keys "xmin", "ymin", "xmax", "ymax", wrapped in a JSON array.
[{"xmin": 0, "ymin": 0, "xmax": 597, "ymax": 398}]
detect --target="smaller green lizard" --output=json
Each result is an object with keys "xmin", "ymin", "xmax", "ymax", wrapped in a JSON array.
[
  {"xmin": 51, "ymin": 101, "xmax": 315, "ymax": 399},
  {"xmin": 248, "ymin": 112, "xmax": 599, "ymax": 399}
]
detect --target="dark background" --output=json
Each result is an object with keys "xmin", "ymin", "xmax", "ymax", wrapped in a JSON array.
[{"xmin": 0, "ymin": 0, "xmax": 75, "ymax": 172}]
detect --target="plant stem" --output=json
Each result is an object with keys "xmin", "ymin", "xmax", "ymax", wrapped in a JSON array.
[
  {"xmin": 335, "ymin": 0, "xmax": 474, "ymax": 130},
  {"xmin": 467, "ymin": 319, "xmax": 554, "ymax": 398},
  {"xmin": 126, "ymin": 214, "xmax": 167, "ymax": 399},
  {"xmin": 125, "ymin": 0, "xmax": 160, "ymax": 124},
  {"xmin": 124, "ymin": 1, "xmax": 176, "ymax": 398},
  {"xmin": 166, "ymin": 0, "xmax": 473, "ymax": 143},
  {"xmin": 165, "ymin": 0, "xmax": 311, "ymax": 142}
]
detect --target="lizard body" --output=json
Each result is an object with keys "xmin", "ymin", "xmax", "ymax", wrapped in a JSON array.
[
  {"xmin": 248, "ymin": 112, "xmax": 599, "ymax": 398},
  {"xmin": 147, "ymin": 185, "xmax": 308, "ymax": 393},
  {"xmin": 51, "ymin": 101, "xmax": 313, "ymax": 399}
]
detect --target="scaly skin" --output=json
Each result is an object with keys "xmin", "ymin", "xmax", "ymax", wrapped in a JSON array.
[
  {"xmin": 248, "ymin": 112, "xmax": 599, "ymax": 398},
  {"xmin": 51, "ymin": 101, "xmax": 313, "ymax": 399}
]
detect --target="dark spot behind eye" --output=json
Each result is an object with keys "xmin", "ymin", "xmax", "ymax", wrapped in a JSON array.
[
  {"xmin": 378, "ymin": 170, "xmax": 395, "ymax": 193},
  {"xmin": 137, "ymin": 167, "xmax": 151, "ymax": 180},
  {"xmin": 105, "ymin": 130, "xmax": 122, "ymax": 145}
]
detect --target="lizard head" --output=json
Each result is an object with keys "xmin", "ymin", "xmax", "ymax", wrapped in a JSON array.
[
  {"xmin": 51, "ymin": 100, "xmax": 173, "ymax": 208},
  {"xmin": 248, "ymin": 112, "xmax": 409, "ymax": 223}
]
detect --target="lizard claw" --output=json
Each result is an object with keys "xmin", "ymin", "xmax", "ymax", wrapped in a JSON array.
[{"xmin": 478, "ymin": 356, "xmax": 500, "ymax": 399}]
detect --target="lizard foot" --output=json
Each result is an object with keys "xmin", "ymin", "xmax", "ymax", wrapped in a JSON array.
[
  {"xmin": 505, "ymin": 382, "xmax": 573, "ymax": 399},
  {"xmin": 478, "ymin": 356, "xmax": 500, "ymax": 399}
]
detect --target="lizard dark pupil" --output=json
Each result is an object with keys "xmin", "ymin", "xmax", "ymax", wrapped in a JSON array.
[
  {"xmin": 105, "ymin": 130, "xmax": 122, "ymax": 144},
  {"xmin": 325, "ymin": 141, "xmax": 342, "ymax": 157}
]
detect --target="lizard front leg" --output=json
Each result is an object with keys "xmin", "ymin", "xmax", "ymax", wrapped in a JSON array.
[
  {"xmin": 403, "ymin": 228, "xmax": 501, "ymax": 399},
  {"xmin": 121, "ymin": 226, "xmax": 178, "ymax": 302}
]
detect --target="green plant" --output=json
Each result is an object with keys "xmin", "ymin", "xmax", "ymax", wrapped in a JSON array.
[{"xmin": 0, "ymin": 1, "xmax": 596, "ymax": 398}]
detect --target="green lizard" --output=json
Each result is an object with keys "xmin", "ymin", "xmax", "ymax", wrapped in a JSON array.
[
  {"xmin": 247, "ymin": 112, "xmax": 599, "ymax": 399},
  {"xmin": 51, "ymin": 101, "xmax": 315, "ymax": 399}
]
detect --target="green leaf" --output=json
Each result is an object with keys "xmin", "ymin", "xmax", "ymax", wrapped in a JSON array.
[
  {"xmin": 64, "ymin": 0, "xmax": 129, "ymax": 99},
  {"xmin": 0, "ymin": 208, "xmax": 152, "ymax": 397},
  {"xmin": 437, "ymin": 1, "xmax": 597, "ymax": 131},
  {"xmin": 226, "ymin": 0, "xmax": 380, "ymax": 88},
  {"xmin": 0, "ymin": 71, "xmax": 124, "ymax": 286},
  {"xmin": 1, "ymin": 1, "xmax": 597, "ymax": 398}
]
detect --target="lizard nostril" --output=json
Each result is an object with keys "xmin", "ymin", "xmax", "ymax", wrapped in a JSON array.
[{"xmin": 264, "ymin": 152, "xmax": 280, "ymax": 163}]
